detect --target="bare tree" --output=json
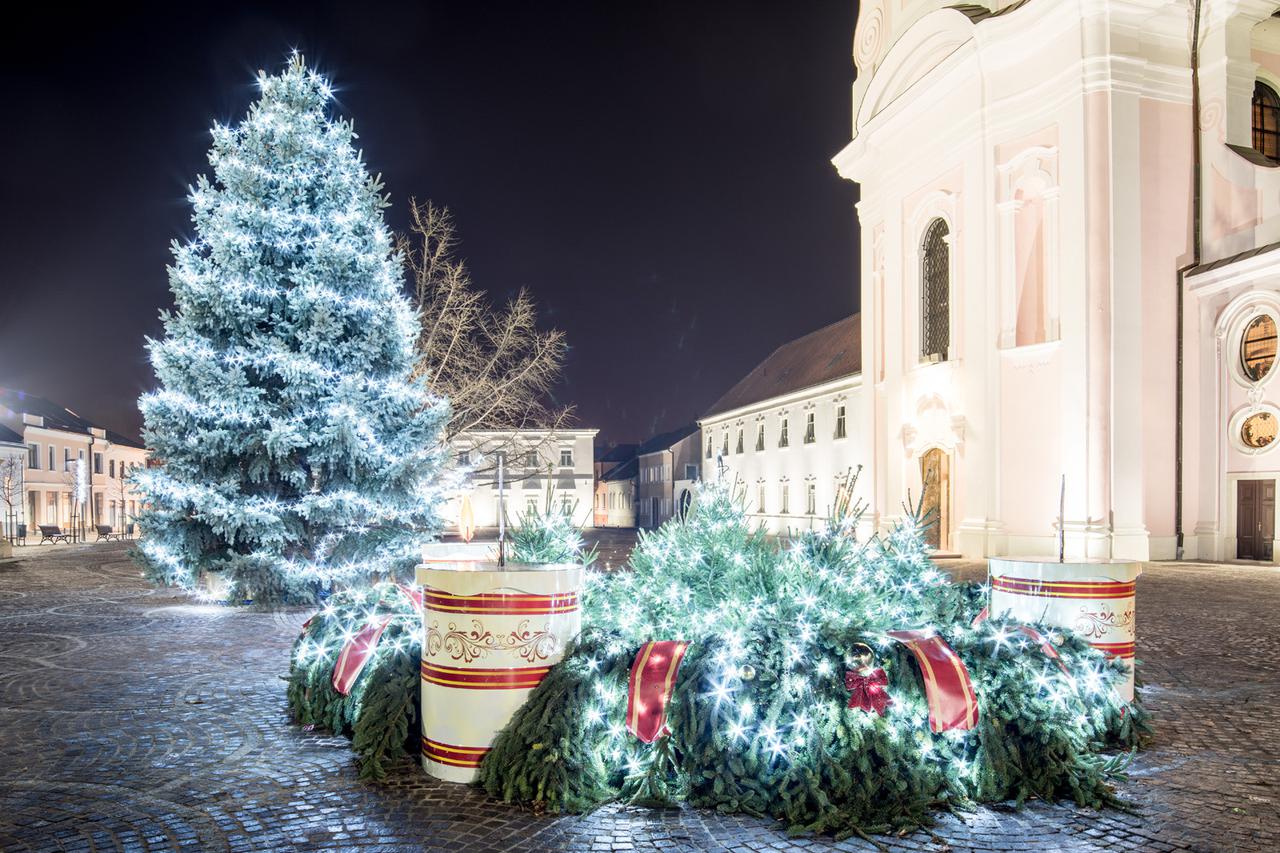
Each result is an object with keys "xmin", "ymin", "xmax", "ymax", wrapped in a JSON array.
[
  {"xmin": 401, "ymin": 199, "xmax": 573, "ymax": 482},
  {"xmin": 0, "ymin": 455, "xmax": 23, "ymax": 543}
]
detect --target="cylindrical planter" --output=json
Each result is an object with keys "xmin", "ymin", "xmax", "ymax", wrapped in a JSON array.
[
  {"xmin": 416, "ymin": 560, "xmax": 582, "ymax": 783},
  {"xmin": 988, "ymin": 557, "xmax": 1141, "ymax": 701}
]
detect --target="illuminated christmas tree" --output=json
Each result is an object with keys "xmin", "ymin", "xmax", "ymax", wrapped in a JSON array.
[{"xmin": 135, "ymin": 54, "xmax": 450, "ymax": 605}]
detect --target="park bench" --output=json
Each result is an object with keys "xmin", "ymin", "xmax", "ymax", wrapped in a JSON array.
[
  {"xmin": 38, "ymin": 525, "xmax": 70, "ymax": 544},
  {"xmin": 95, "ymin": 525, "xmax": 125, "ymax": 542}
]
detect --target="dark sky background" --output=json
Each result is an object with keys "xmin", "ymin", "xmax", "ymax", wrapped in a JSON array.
[{"xmin": 0, "ymin": 1, "xmax": 859, "ymax": 447}]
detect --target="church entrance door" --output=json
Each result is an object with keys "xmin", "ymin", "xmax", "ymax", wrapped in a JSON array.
[
  {"xmin": 1237, "ymin": 479, "xmax": 1274, "ymax": 561},
  {"xmin": 919, "ymin": 448, "xmax": 950, "ymax": 552}
]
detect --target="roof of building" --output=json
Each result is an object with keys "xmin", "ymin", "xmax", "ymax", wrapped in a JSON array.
[
  {"xmin": 0, "ymin": 423, "xmax": 22, "ymax": 445},
  {"xmin": 601, "ymin": 457, "xmax": 639, "ymax": 482},
  {"xmin": 0, "ymin": 388, "xmax": 146, "ymax": 449},
  {"xmin": 636, "ymin": 425, "xmax": 700, "ymax": 457},
  {"xmin": 703, "ymin": 314, "xmax": 861, "ymax": 419},
  {"xmin": 595, "ymin": 443, "xmax": 638, "ymax": 464}
]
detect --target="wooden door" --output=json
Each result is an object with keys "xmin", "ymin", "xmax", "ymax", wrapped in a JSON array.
[
  {"xmin": 920, "ymin": 449, "xmax": 949, "ymax": 551},
  {"xmin": 1237, "ymin": 479, "xmax": 1275, "ymax": 561}
]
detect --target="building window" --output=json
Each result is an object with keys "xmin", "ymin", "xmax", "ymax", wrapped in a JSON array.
[
  {"xmin": 721, "ymin": 432, "xmax": 729, "ymax": 456},
  {"xmin": 109, "ymin": 459, "xmax": 115, "ymax": 478},
  {"xmin": 28, "ymin": 443, "xmax": 39, "ymax": 470},
  {"xmin": 48, "ymin": 446, "xmax": 54, "ymax": 472},
  {"xmin": 559, "ymin": 448, "xmax": 573, "ymax": 467},
  {"xmin": 755, "ymin": 423, "xmax": 765, "ymax": 451},
  {"xmin": 524, "ymin": 451, "xmax": 539, "ymax": 467},
  {"xmin": 526, "ymin": 497, "xmax": 538, "ymax": 516},
  {"xmin": 735, "ymin": 428, "xmax": 744, "ymax": 454},
  {"xmin": 921, "ymin": 218, "xmax": 951, "ymax": 361},
  {"xmin": 780, "ymin": 483, "xmax": 790, "ymax": 515},
  {"xmin": 806, "ymin": 482, "xmax": 817, "ymax": 515},
  {"xmin": 455, "ymin": 449, "xmax": 470, "ymax": 466},
  {"xmin": 779, "ymin": 418, "xmax": 789, "ymax": 448},
  {"xmin": 706, "ymin": 436, "xmax": 713, "ymax": 458},
  {"xmin": 63, "ymin": 448, "xmax": 71, "ymax": 472},
  {"xmin": 804, "ymin": 412, "xmax": 816, "ymax": 444},
  {"xmin": 46, "ymin": 492, "xmax": 58, "ymax": 525},
  {"xmin": 835, "ymin": 405, "xmax": 847, "ymax": 439},
  {"xmin": 94, "ymin": 492, "xmax": 103, "ymax": 524},
  {"xmin": 684, "ymin": 464, "xmax": 698, "ymax": 480},
  {"xmin": 757, "ymin": 482, "xmax": 766, "ymax": 514},
  {"xmin": 560, "ymin": 493, "xmax": 573, "ymax": 516},
  {"xmin": 1254, "ymin": 80, "xmax": 1280, "ymax": 161},
  {"xmin": 1241, "ymin": 314, "xmax": 1277, "ymax": 382}
]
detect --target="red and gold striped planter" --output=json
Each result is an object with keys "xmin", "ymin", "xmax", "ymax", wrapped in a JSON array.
[
  {"xmin": 415, "ymin": 559, "xmax": 583, "ymax": 783},
  {"xmin": 988, "ymin": 557, "xmax": 1141, "ymax": 701}
]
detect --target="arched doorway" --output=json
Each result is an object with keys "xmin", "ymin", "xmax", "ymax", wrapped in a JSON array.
[{"xmin": 919, "ymin": 448, "xmax": 950, "ymax": 551}]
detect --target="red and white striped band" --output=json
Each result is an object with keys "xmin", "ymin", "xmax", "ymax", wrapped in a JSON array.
[
  {"xmin": 422, "ymin": 587, "xmax": 579, "ymax": 615},
  {"xmin": 420, "ymin": 660, "xmax": 552, "ymax": 690},
  {"xmin": 1092, "ymin": 640, "xmax": 1136, "ymax": 659},
  {"xmin": 991, "ymin": 576, "xmax": 1136, "ymax": 600},
  {"xmin": 421, "ymin": 735, "xmax": 488, "ymax": 768}
]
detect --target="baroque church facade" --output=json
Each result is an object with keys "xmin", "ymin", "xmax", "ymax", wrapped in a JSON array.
[{"xmin": 829, "ymin": 0, "xmax": 1280, "ymax": 562}]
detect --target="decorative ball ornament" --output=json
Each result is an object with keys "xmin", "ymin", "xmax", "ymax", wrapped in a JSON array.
[
  {"xmin": 738, "ymin": 664, "xmax": 757, "ymax": 682},
  {"xmin": 846, "ymin": 642, "xmax": 875, "ymax": 671}
]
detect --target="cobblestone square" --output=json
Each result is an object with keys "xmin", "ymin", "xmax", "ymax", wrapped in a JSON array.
[{"xmin": 0, "ymin": 541, "xmax": 1275, "ymax": 852}]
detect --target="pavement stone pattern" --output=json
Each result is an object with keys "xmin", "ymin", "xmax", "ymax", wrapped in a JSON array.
[{"xmin": 0, "ymin": 538, "xmax": 1275, "ymax": 852}]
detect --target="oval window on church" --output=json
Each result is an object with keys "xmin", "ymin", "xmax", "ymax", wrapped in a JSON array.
[
  {"xmin": 1241, "ymin": 314, "xmax": 1277, "ymax": 382},
  {"xmin": 1242, "ymin": 411, "xmax": 1278, "ymax": 449}
]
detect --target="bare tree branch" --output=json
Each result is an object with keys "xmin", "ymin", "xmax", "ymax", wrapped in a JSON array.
[{"xmin": 401, "ymin": 198, "xmax": 575, "ymax": 471}]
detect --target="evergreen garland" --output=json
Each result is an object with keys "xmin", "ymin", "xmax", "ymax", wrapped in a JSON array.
[{"xmin": 478, "ymin": 477, "xmax": 1148, "ymax": 838}]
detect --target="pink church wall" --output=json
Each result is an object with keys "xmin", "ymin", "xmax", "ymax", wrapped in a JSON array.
[
  {"xmin": 1140, "ymin": 98, "xmax": 1193, "ymax": 543},
  {"xmin": 999, "ymin": 354, "xmax": 1062, "ymax": 535}
]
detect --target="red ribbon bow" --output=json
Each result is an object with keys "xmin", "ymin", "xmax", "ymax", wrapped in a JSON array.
[{"xmin": 844, "ymin": 667, "xmax": 893, "ymax": 716}]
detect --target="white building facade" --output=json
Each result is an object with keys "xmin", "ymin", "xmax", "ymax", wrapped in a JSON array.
[
  {"xmin": 449, "ymin": 429, "xmax": 598, "ymax": 532},
  {"xmin": 0, "ymin": 390, "xmax": 149, "ymax": 540},
  {"xmin": 700, "ymin": 316, "xmax": 863, "ymax": 537},
  {"xmin": 831, "ymin": 0, "xmax": 1280, "ymax": 562}
]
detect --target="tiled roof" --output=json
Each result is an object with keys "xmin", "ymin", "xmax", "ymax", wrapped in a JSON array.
[
  {"xmin": 595, "ymin": 443, "xmax": 638, "ymax": 464},
  {"xmin": 703, "ymin": 314, "xmax": 861, "ymax": 419},
  {"xmin": 636, "ymin": 425, "xmax": 699, "ymax": 457},
  {"xmin": 0, "ymin": 388, "xmax": 145, "ymax": 449},
  {"xmin": 601, "ymin": 457, "xmax": 638, "ymax": 482}
]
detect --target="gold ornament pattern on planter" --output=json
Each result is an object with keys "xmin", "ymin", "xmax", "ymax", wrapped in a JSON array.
[{"xmin": 426, "ymin": 619, "xmax": 560, "ymax": 664}]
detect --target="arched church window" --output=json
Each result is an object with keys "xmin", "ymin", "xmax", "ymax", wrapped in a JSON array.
[
  {"xmin": 920, "ymin": 218, "xmax": 950, "ymax": 361},
  {"xmin": 1253, "ymin": 81, "xmax": 1280, "ymax": 161},
  {"xmin": 1241, "ymin": 314, "xmax": 1277, "ymax": 382}
]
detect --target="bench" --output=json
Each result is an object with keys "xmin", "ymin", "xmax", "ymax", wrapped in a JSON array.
[
  {"xmin": 38, "ymin": 525, "xmax": 70, "ymax": 544},
  {"xmin": 95, "ymin": 525, "xmax": 125, "ymax": 542}
]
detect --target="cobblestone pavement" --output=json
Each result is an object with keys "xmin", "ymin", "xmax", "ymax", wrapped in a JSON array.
[{"xmin": 0, "ymin": 542, "xmax": 1276, "ymax": 852}]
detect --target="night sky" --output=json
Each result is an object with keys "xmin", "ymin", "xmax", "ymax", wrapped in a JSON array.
[{"xmin": 0, "ymin": 2, "xmax": 859, "ymax": 447}]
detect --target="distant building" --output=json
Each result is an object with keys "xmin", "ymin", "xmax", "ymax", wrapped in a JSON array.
[
  {"xmin": 593, "ymin": 443, "xmax": 637, "ymax": 526},
  {"xmin": 0, "ymin": 389, "xmax": 149, "ymax": 539},
  {"xmin": 699, "ymin": 316, "xmax": 863, "ymax": 537},
  {"xmin": 598, "ymin": 456, "xmax": 638, "ymax": 528},
  {"xmin": 449, "ymin": 428, "xmax": 598, "ymax": 532},
  {"xmin": 636, "ymin": 426, "xmax": 701, "ymax": 529}
]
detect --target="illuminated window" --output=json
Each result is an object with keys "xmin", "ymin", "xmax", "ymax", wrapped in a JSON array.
[
  {"xmin": 921, "ymin": 218, "xmax": 950, "ymax": 361},
  {"xmin": 806, "ymin": 482, "xmax": 817, "ymax": 515},
  {"xmin": 1254, "ymin": 81, "xmax": 1280, "ymax": 161},
  {"xmin": 755, "ymin": 423, "xmax": 765, "ymax": 451},
  {"xmin": 1242, "ymin": 411, "xmax": 1277, "ymax": 449},
  {"xmin": 757, "ymin": 482, "xmax": 766, "ymax": 514},
  {"xmin": 779, "ymin": 419, "xmax": 789, "ymax": 448},
  {"xmin": 835, "ymin": 405, "xmax": 847, "ymax": 439},
  {"xmin": 1241, "ymin": 314, "xmax": 1277, "ymax": 382},
  {"xmin": 780, "ymin": 482, "xmax": 790, "ymax": 514},
  {"xmin": 804, "ymin": 413, "xmax": 816, "ymax": 444}
]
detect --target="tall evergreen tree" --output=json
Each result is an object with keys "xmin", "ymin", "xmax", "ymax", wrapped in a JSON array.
[{"xmin": 135, "ymin": 54, "xmax": 449, "ymax": 605}]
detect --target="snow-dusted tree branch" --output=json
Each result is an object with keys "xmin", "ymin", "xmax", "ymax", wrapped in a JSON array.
[{"xmin": 402, "ymin": 199, "xmax": 573, "ymax": 477}]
